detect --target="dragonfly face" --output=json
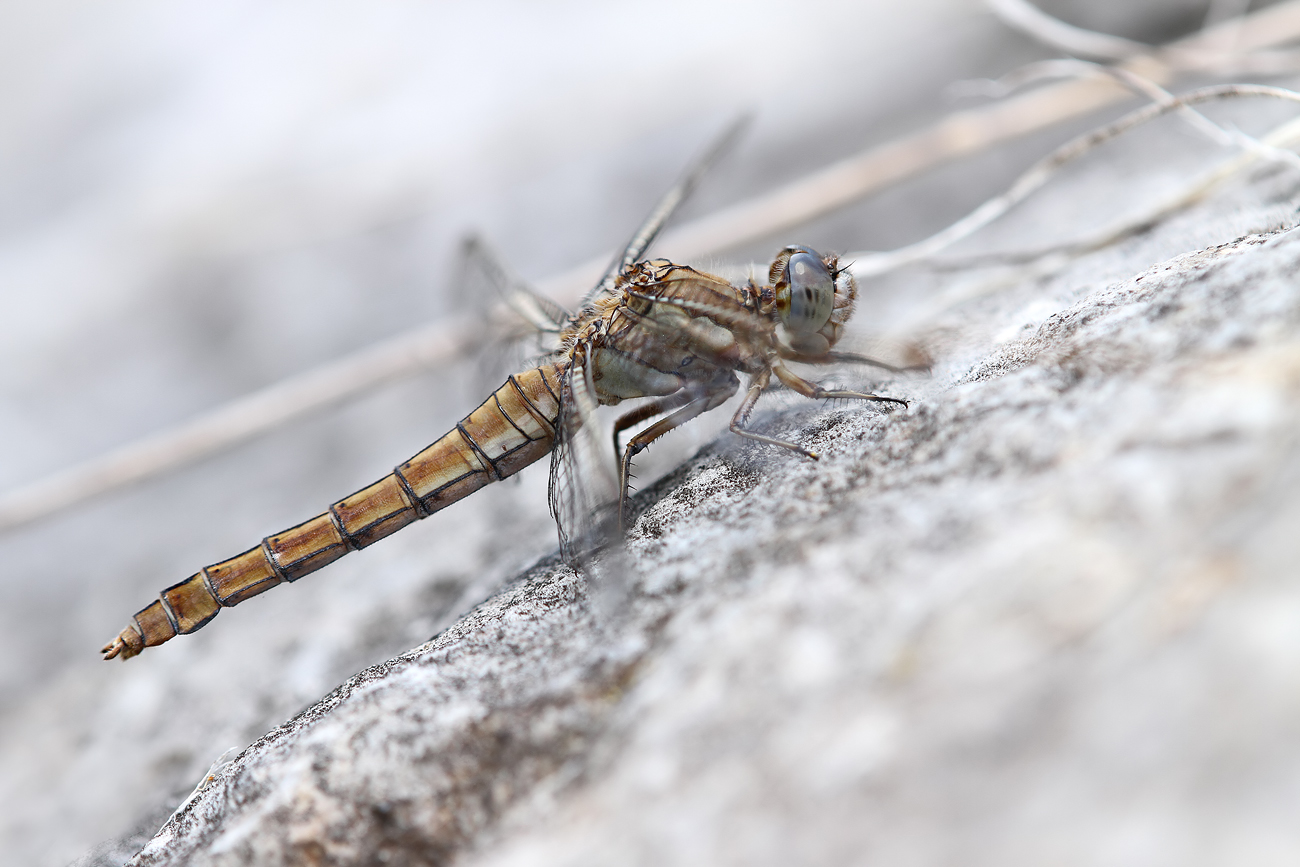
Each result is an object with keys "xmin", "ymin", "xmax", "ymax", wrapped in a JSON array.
[{"xmin": 769, "ymin": 245, "xmax": 856, "ymax": 358}]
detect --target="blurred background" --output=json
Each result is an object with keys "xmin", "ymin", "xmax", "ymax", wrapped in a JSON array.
[{"xmin": 0, "ymin": 1, "xmax": 1293, "ymax": 864}]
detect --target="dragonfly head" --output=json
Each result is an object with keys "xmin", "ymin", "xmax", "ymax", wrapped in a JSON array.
[{"xmin": 769, "ymin": 246, "xmax": 856, "ymax": 356}]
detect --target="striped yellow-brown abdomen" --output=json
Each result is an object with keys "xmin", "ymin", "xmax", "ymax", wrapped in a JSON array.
[{"xmin": 102, "ymin": 362, "xmax": 565, "ymax": 660}]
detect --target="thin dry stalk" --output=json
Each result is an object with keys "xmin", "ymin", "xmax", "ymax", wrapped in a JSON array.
[
  {"xmin": 610, "ymin": 2, "xmax": 1300, "ymax": 272},
  {"xmin": 847, "ymin": 84, "xmax": 1300, "ymax": 278},
  {"xmin": 6, "ymin": 3, "xmax": 1300, "ymax": 532},
  {"xmin": 986, "ymin": 0, "xmax": 1148, "ymax": 61},
  {"xmin": 896, "ymin": 112, "xmax": 1300, "ymax": 326},
  {"xmin": 988, "ymin": 0, "xmax": 1300, "ymax": 75},
  {"xmin": 0, "ymin": 317, "xmax": 485, "ymax": 532}
]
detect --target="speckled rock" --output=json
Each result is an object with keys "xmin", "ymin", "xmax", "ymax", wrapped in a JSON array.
[
  {"xmin": 9, "ymin": 5, "xmax": 1300, "ymax": 867},
  {"xmin": 126, "ymin": 205, "xmax": 1300, "ymax": 866}
]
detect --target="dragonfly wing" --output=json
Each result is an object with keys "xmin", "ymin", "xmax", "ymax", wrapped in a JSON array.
[
  {"xmin": 548, "ymin": 342, "xmax": 637, "ymax": 618},
  {"xmin": 577, "ymin": 114, "xmax": 751, "ymax": 312},
  {"xmin": 548, "ymin": 341, "xmax": 621, "ymax": 562},
  {"xmin": 464, "ymin": 235, "xmax": 572, "ymax": 333},
  {"xmin": 459, "ymin": 233, "xmax": 571, "ymax": 391}
]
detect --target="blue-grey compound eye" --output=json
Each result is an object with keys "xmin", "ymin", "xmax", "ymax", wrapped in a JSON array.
[{"xmin": 784, "ymin": 251, "xmax": 835, "ymax": 334}]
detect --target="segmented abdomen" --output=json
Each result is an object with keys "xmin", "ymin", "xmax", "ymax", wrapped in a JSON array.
[{"xmin": 102, "ymin": 362, "xmax": 565, "ymax": 660}]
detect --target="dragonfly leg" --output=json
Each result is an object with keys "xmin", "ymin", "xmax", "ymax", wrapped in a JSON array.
[
  {"xmin": 611, "ymin": 392, "xmax": 696, "ymax": 465},
  {"xmin": 779, "ymin": 347, "xmax": 930, "ymax": 375},
  {"xmin": 619, "ymin": 383, "xmax": 736, "ymax": 530},
  {"xmin": 729, "ymin": 369, "xmax": 819, "ymax": 460},
  {"xmin": 772, "ymin": 363, "xmax": 909, "ymax": 407},
  {"xmin": 833, "ymin": 349, "xmax": 931, "ymax": 374}
]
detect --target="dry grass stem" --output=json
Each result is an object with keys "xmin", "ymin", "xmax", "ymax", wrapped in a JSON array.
[
  {"xmin": 6, "ymin": 3, "xmax": 1300, "ymax": 532},
  {"xmin": 0, "ymin": 317, "xmax": 485, "ymax": 532},
  {"xmin": 936, "ymin": 114, "xmax": 1300, "ymax": 272},
  {"xmin": 846, "ymin": 84, "xmax": 1300, "ymax": 278},
  {"xmin": 889, "ymin": 113, "xmax": 1300, "ymax": 329},
  {"xmin": 986, "ymin": 0, "xmax": 1149, "ymax": 61},
  {"xmin": 626, "ymin": 2, "xmax": 1300, "ymax": 273},
  {"xmin": 988, "ymin": 0, "xmax": 1300, "ymax": 75}
]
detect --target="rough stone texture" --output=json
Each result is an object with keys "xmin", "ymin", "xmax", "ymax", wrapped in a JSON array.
[
  {"xmin": 4, "ymin": 4, "xmax": 1056, "ymax": 864},
  {"xmin": 127, "ymin": 181, "xmax": 1300, "ymax": 865},
  {"xmin": 4, "ymin": 3, "xmax": 1298, "ymax": 866}
]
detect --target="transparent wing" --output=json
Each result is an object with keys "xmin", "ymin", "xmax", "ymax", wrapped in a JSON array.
[
  {"xmin": 547, "ymin": 340, "xmax": 620, "ymax": 561},
  {"xmin": 577, "ymin": 114, "xmax": 751, "ymax": 312},
  {"xmin": 547, "ymin": 340, "xmax": 637, "ymax": 617},
  {"xmin": 459, "ymin": 233, "xmax": 572, "ymax": 393},
  {"xmin": 462, "ymin": 234, "xmax": 572, "ymax": 333}
]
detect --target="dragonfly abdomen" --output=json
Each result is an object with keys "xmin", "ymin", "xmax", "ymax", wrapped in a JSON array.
[{"xmin": 102, "ymin": 363, "xmax": 565, "ymax": 660}]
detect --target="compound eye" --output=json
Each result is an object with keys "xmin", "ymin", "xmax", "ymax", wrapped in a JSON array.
[{"xmin": 783, "ymin": 251, "xmax": 835, "ymax": 335}]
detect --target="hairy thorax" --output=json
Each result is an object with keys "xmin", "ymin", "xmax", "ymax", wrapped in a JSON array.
[{"xmin": 581, "ymin": 261, "xmax": 777, "ymax": 406}]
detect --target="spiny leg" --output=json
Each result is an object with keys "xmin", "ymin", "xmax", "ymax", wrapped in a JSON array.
[
  {"xmin": 611, "ymin": 392, "xmax": 697, "ymax": 465},
  {"xmin": 780, "ymin": 348, "xmax": 930, "ymax": 375},
  {"xmin": 729, "ymin": 365, "xmax": 908, "ymax": 460},
  {"xmin": 729, "ymin": 369, "xmax": 819, "ymax": 459},
  {"xmin": 619, "ymin": 384, "xmax": 735, "ymax": 529},
  {"xmin": 772, "ymin": 363, "xmax": 909, "ymax": 407},
  {"xmin": 830, "ymin": 349, "xmax": 931, "ymax": 374}
]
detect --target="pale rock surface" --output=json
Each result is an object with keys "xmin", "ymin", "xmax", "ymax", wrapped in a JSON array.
[
  {"xmin": 3, "ymin": 3, "xmax": 1045, "ymax": 864},
  {"xmin": 124, "ymin": 165, "xmax": 1300, "ymax": 866},
  {"xmin": 3, "ymin": 3, "xmax": 1296, "ymax": 866}
]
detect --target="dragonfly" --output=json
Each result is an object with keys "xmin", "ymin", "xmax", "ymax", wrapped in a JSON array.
[{"xmin": 101, "ymin": 123, "xmax": 916, "ymax": 661}]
